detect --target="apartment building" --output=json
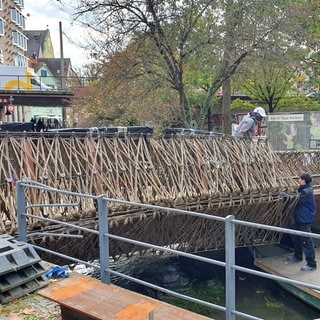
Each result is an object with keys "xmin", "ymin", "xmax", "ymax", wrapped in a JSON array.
[
  {"xmin": 0, "ymin": 0, "xmax": 76, "ymax": 126},
  {"xmin": 0, "ymin": 0, "xmax": 28, "ymax": 66}
]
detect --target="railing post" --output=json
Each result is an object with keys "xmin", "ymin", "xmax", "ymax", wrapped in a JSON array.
[
  {"xmin": 16, "ymin": 180, "xmax": 27, "ymax": 242},
  {"xmin": 225, "ymin": 215, "xmax": 236, "ymax": 320},
  {"xmin": 97, "ymin": 195, "xmax": 110, "ymax": 284}
]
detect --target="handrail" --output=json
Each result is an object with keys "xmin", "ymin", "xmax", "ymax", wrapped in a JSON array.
[{"xmin": 16, "ymin": 179, "xmax": 320, "ymax": 320}]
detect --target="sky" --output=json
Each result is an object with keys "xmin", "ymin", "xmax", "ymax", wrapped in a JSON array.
[{"xmin": 25, "ymin": 0, "xmax": 89, "ymax": 69}]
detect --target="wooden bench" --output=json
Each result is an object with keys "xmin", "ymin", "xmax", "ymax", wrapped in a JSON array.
[{"xmin": 38, "ymin": 272, "xmax": 211, "ymax": 320}]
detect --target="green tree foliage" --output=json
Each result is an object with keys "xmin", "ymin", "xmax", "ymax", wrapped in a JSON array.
[
  {"xmin": 65, "ymin": 0, "xmax": 320, "ymax": 131},
  {"xmin": 292, "ymin": 0, "xmax": 320, "ymax": 95},
  {"xmin": 235, "ymin": 48, "xmax": 307, "ymax": 113},
  {"xmin": 277, "ymin": 95, "xmax": 320, "ymax": 111},
  {"xmin": 231, "ymin": 99, "xmax": 255, "ymax": 115},
  {"xmin": 230, "ymin": 95, "xmax": 320, "ymax": 115}
]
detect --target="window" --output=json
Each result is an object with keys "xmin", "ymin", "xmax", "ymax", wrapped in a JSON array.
[
  {"xmin": 11, "ymin": 8, "xmax": 25, "ymax": 29},
  {"xmin": 11, "ymin": 8, "xmax": 17, "ymax": 23},
  {"xmin": 14, "ymin": 53, "xmax": 28, "ymax": 66},
  {"xmin": 12, "ymin": 31, "xmax": 27, "ymax": 50},
  {"xmin": 41, "ymin": 70, "xmax": 47, "ymax": 77},
  {"xmin": 0, "ymin": 19, "xmax": 4, "ymax": 36},
  {"xmin": 13, "ymin": 0, "xmax": 24, "ymax": 9},
  {"xmin": 31, "ymin": 78, "xmax": 41, "ymax": 86}
]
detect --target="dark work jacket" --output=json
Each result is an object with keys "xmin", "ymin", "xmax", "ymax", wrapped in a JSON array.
[{"xmin": 294, "ymin": 183, "xmax": 316, "ymax": 224}]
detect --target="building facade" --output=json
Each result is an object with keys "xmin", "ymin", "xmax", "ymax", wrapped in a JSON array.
[
  {"xmin": 0, "ymin": 0, "xmax": 28, "ymax": 66},
  {"xmin": 0, "ymin": 1, "xmax": 56, "ymax": 67},
  {"xmin": 0, "ymin": 1, "xmax": 76, "ymax": 127}
]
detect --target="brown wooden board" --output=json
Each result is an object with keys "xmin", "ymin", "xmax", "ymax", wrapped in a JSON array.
[{"xmin": 38, "ymin": 272, "xmax": 212, "ymax": 320}]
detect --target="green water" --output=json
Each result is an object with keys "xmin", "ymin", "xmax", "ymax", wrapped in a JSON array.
[
  {"xmin": 112, "ymin": 248, "xmax": 320, "ymax": 319},
  {"xmin": 159, "ymin": 266, "xmax": 319, "ymax": 319}
]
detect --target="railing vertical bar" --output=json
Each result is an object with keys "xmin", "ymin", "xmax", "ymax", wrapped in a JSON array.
[
  {"xmin": 98, "ymin": 195, "xmax": 110, "ymax": 284},
  {"xmin": 16, "ymin": 180, "xmax": 27, "ymax": 242},
  {"xmin": 225, "ymin": 215, "xmax": 236, "ymax": 320}
]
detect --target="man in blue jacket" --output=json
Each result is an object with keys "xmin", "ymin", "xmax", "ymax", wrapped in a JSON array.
[{"xmin": 287, "ymin": 173, "xmax": 317, "ymax": 271}]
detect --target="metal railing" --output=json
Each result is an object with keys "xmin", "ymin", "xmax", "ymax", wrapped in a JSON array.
[
  {"xmin": 0, "ymin": 74, "xmax": 93, "ymax": 92},
  {"xmin": 16, "ymin": 179, "xmax": 320, "ymax": 320}
]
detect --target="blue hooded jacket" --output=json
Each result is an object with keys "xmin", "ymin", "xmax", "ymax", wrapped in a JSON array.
[{"xmin": 294, "ymin": 183, "xmax": 317, "ymax": 224}]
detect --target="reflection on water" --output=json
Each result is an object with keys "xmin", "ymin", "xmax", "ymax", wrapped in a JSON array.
[{"xmin": 111, "ymin": 248, "xmax": 319, "ymax": 320}]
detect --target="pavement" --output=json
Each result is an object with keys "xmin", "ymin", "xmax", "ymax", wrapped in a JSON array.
[{"xmin": 0, "ymin": 289, "xmax": 61, "ymax": 319}]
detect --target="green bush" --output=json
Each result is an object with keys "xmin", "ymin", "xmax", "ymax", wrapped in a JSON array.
[{"xmin": 277, "ymin": 95, "xmax": 320, "ymax": 112}]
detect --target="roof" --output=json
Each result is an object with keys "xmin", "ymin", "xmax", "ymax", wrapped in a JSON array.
[
  {"xmin": 24, "ymin": 30, "xmax": 54, "ymax": 59},
  {"xmin": 38, "ymin": 58, "xmax": 73, "ymax": 77}
]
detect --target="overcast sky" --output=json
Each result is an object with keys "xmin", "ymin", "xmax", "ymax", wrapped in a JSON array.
[{"xmin": 25, "ymin": 0, "xmax": 89, "ymax": 69}]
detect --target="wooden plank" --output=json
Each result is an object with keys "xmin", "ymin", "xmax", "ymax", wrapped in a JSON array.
[
  {"xmin": 38, "ymin": 272, "xmax": 211, "ymax": 320},
  {"xmin": 254, "ymin": 247, "xmax": 320, "ymax": 300}
]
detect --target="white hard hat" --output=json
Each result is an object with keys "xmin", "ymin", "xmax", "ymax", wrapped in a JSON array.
[{"xmin": 254, "ymin": 107, "xmax": 267, "ymax": 118}]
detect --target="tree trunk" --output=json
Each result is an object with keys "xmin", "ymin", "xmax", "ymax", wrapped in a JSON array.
[
  {"xmin": 222, "ymin": 78, "xmax": 231, "ymax": 134},
  {"xmin": 179, "ymin": 89, "xmax": 189, "ymax": 127},
  {"xmin": 207, "ymin": 107, "xmax": 212, "ymax": 131}
]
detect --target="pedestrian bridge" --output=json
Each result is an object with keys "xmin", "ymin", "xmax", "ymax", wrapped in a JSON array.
[
  {"xmin": 0, "ymin": 89, "xmax": 72, "ymax": 107},
  {"xmin": 0, "ymin": 132, "xmax": 319, "ymax": 259}
]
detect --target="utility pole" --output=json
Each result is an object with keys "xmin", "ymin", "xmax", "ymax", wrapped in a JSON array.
[
  {"xmin": 59, "ymin": 21, "xmax": 66, "ymax": 90},
  {"xmin": 59, "ymin": 22, "xmax": 66, "ymax": 127}
]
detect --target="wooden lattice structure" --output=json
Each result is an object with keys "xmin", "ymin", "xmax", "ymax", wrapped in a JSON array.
[
  {"xmin": 0, "ymin": 132, "xmax": 309, "ymax": 259},
  {"xmin": 276, "ymin": 151, "xmax": 320, "ymax": 183}
]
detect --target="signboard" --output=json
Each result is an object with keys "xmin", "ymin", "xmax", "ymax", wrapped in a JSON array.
[
  {"xmin": 267, "ymin": 112, "xmax": 320, "ymax": 151},
  {"xmin": 268, "ymin": 114, "xmax": 304, "ymax": 122}
]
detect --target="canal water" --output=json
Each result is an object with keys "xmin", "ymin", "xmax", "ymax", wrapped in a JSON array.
[{"xmin": 109, "ymin": 247, "xmax": 320, "ymax": 319}]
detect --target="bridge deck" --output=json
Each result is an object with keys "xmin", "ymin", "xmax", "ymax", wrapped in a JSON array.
[
  {"xmin": 38, "ymin": 272, "xmax": 212, "ymax": 320},
  {"xmin": 254, "ymin": 245, "xmax": 320, "ymax": 310},
  {"xmin": 254, "ymin": 246, "xmax": 320, "ymax": 289}
]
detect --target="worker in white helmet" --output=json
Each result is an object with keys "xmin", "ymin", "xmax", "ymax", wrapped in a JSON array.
[{"xmin": 234, "ymin": 107, "xmax": 267, "ymax": 140}]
